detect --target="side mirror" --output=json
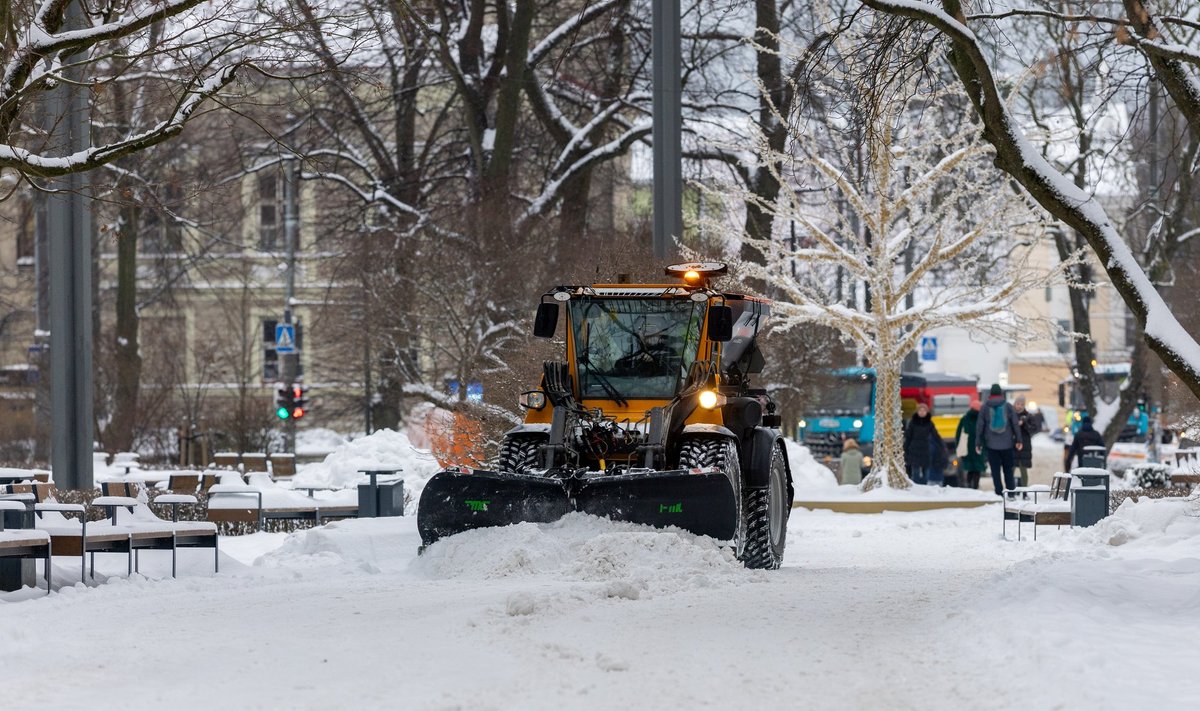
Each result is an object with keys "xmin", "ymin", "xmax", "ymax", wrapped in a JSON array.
[
  {"xmin": 1057, "ymin": 383, "xmax": 1065, "ymax": 408},
  {"xmin": 707, "ymin": 305, "xmax": 733, "ymax": 342},
  {"xmin": 533, "ymin": 302, "xmax": 559, "ymax": 339}
]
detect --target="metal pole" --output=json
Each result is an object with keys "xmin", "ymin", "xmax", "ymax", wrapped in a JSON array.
[
  {"xmin": 47, "ymin": 0, "xmax": 93, "ymax": 491},
  {"xmin": 281, "ymin": 157, "xmax": 299, "ymax": 454},
  {"xmin": 652, "ymin": 0, "xmax": 682, "ymax": 260}
]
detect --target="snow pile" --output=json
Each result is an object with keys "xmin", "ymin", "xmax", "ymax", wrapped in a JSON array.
[
  {"xmin": 1079, "ymin": 495, "xmax": 1200, "ymax": 552},
  {"xmin": 292, "ymin": 429, "xmax": 441, "ymax": 504},
  {"xmin": 414, "ymin": 513, "xmax": 758, "ymax": 604},
  {"xmin": 254, "ymin": 518, "xmax": 414, "ymax": 574},
  {"xmin": 783, "ymin": 438, "xmax": 838, "ymax": 491},
  {"xmin": 294, "ymin": 427, "xmax": 350, "ymax": 458}
]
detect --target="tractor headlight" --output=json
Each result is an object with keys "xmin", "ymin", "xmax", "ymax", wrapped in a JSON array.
[
  {"xmin": 698, "ymin": 390, "xmax": 726, "ymax": 409},
  {"xmin": 518, "ymin": 390, "xmax": 546, "ymax": 410},
  {"xmin": 853, "ymin": 419, "xmax": 863, "ymax": 429}
]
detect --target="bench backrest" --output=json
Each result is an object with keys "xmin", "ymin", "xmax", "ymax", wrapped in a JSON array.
[
  {"xmin": 269, "ymin": 454, "xmax": 296, "ymax": 478},
  {"xmin": 1050, "ymin": 474, "xmax": 1072, "ymax": 501},
  {"xmin": 242, "ymin": 453, "xmax": 269, "ymax": 472},
  {"xmin": 167, "ymin": 473, "xmax": 201, "ymax": 492},
  {"xmin": 7, "ymin": 482, "xmax": 55, "ymax": 503},
  {"xmin": 100, "ymin": 481, "xmax": 140, "ymax": 498}
]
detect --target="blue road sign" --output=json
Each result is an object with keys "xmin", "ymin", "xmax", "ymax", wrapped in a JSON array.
[
  {"xmin": 275, "ymin": 323, "xmax": 296, "ymax": 354},
  {"xmin": 920, "ymin": 336, "xmax": 937, "ymax": 361}
]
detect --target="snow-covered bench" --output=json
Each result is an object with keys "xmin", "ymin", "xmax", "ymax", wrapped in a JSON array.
[
  {"xmin": 1002, "ymin": 474, "xmax": 1072, "ymax": 541},
  {"xmin": 0, "ymin": 500, "xmax": 51, "ymax": 595},
  {"xmin": 100, "ymin": 482, "xmax": 219, "ymax": 577},
  {"xmin": 206, "ymin": 474, "xmax": 357, "ymax": 533}
]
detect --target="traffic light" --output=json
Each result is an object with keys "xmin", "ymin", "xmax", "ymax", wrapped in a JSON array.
[
  {"xmin": 274, "ymin": 384, "xmax": 294, "ymax": 420},
  {"xmin": 291, "ymin": 384, "xmax": 310, "ymax": 419}
]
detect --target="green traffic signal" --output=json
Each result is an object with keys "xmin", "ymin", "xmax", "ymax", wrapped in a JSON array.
[{"xmin": 276, "ymin": 406, "xmax": 291, "ymax": 420}]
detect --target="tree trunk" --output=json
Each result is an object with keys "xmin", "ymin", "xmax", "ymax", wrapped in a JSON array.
[{"xmin": 110, "ymin": 198, "xmax": 142, "ymax": 452}]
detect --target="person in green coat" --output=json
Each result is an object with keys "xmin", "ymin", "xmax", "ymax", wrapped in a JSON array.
[
  {"xmin": 840, "ymin": 438, "xmax": 865, "ymax": 485},
  {"xmin": 954, "ymin": 399, "xmax": 987, "ymax": 489}
]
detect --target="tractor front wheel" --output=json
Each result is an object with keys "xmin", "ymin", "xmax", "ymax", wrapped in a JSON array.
[
  {"xmin": 740, "ymin": 443, "xmax": 789, "ymax": 570},
  {"xmin": 496, "ymin": 434, "xmax": 547, "ymax": 474}
]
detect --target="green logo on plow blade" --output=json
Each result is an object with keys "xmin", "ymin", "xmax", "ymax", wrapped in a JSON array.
[
  {"xmin": 465, "ymin": 499, "xmax": 490, "ymax": 512},
  {"xmin": 658, "ymin": 503, "xmax": 683, "ymax": 514}
]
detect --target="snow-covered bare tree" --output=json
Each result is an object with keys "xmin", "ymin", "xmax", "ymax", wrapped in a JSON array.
[
  {"xmin": 0, "ymin": 0, "xmax": 316, "ymax": 177},
  {"xmin": 860, "ymin": 0, "xmax": 1200, "ymax": 405},
  {"xmin": 717, "ymin": 76, "xmax": 1061, "ymax": 489}
]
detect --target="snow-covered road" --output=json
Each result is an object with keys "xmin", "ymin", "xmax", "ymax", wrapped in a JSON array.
[{"xmin": 3, "ymin": 503, "xmax": 1199, "ymax": 710}]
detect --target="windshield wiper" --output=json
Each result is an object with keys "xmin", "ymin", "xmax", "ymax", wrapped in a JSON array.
[{"xmin": 580, "ymin": 302, "xmax": 628, "ymax": 407}]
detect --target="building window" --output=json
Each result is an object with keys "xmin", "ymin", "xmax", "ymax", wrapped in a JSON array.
[
  {"xmin": 143, "ymin": 181, "xmax": 185, "ymax": 254},
  {"xmin": 15, "ymin": 195, "xmax": 35, "ymax": 266},
  {"xmin": 1056, "ymin": 319, "xmax": 1072, "ymax": 354},
  {"xmin": 258, "ymin": 173, "xmax": 280, "ymax": 251}
]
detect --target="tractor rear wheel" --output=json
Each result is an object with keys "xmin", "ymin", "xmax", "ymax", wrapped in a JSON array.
[
  {"xmin": 496, "ymin": 434, "xmax": 546, "ymax": 474},
  {"xmin": 740, "ymin": 444, "xmax": 788, "ymax": 570},
  {"xmin": 678, "ymin": 436, "xmax": 746, "ymax": 559}
]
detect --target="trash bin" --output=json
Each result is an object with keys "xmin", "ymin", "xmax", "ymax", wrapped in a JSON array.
[
  {"xmin": 357, "ymin": 470, "xmax": 405, "ymax": 518},
  {"xmin": 1080, "ymin": 445, "xmax": 1107, "ymax": 470},
  {"xmin": 1070, "ymin": 469, "xmax": 1111, "ymax": 527},
  {"xmin": 1071, "ymin": 485, "xmax": 1108, "ymax": 527}
]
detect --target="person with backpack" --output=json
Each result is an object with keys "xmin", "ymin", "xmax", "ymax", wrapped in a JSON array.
[
  {"xmin": 1065, "ymin": 416, "xmax": 1106, "ymax": 470},
  {"xmin": 975, "ymin": 383, "xmax": 1023, "ymax": 494}
]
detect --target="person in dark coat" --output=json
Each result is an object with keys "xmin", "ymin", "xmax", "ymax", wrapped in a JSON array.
[
  {"xmin": 1013, "ymin": 396, "xmax": 1038, "ymax": 487},
  {"xmin": 904, "ymin": 403, "xmax": 945, "ymax": 485},
  {"xmin": 954, "ymin": 399, "xmax": 986, "ymax": 489},
  {"xmin": 975, "ymin": 383, "xmax": 1023, "ymax": 494},
  {"xmin": 1066, "ymin": 416, "xmax": 1106, "ymax": 470}
]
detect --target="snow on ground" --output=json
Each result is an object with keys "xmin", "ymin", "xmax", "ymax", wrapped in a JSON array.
[{"xmin": 4, "ymin": 495, "xmax": 1200, "ymax": 709}]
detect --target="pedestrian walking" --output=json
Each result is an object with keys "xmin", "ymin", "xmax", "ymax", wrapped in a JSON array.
[
  {"xmin": 904, "ymin": 403, "xmax": 945, "ymax": 485},
  {"xmin": 953, "ymin": 399, "xmax": 986, "ymax": 489},
  {"xmin": 1013, "ymin": 396, "xmax": 1038, "ymax": 487},
  {"xmin": 1065, "ymin": 416, "xmax": 1106, "ymax": 470},
  {"xmin": 841, "ymin": 438, "xmax": 864, "ymax": 485},
  {"xmin": 975, "ymin": 383, "xmax": 1023, "ymax": 494}
]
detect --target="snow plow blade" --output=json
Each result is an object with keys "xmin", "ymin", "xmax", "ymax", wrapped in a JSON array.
[
  {"xmin": 574, "ymin": 468, "xmax": 738, "ymax": 541},
  {"xmin": 416, "ymin": 469, "xmax": 572, "ymax": 546},
  {"xmin": 417, "ymin": 467, "xmax": 738, "ymax": 547}
]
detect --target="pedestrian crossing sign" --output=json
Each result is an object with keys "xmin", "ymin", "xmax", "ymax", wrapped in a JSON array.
[
  {"xmin": 920, "ymin": 336, "xmax": 937, "ymax": 361},
  {"xmin": 275, "ymin": 323, "xmax": 296, "ymax": 354}
]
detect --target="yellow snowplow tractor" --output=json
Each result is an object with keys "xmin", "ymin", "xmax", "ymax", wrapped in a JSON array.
[{"xmin": 417, "ymin": 262, "xmax": 794, "ymax": 569}]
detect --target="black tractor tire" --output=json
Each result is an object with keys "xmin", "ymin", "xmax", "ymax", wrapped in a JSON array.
[
  {"xmin": 496, "ymin": 434, "xmax": 547, "ymax": 474},
  {"xmin": 677, "ymin": 436, "xmax": 746, "ymax": 560},
  {"xmin": 740, "ymin": 443, "xmax": 789, "ymax": 570}
]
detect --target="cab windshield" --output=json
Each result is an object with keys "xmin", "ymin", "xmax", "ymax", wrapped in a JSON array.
[
  {"xmin": 570, "ymin": 298, "xmax": 704, "ymax": 400},
  {"xmin": 814, "ymin": 377, "xmax": 874, "ymax": 415}
]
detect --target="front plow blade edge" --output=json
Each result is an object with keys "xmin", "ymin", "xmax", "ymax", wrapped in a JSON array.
[
  {"xmin": 417, "ymin": 469, "xmax": 571, "ymax": 545},
  {"xmin": 577, "ymin": 469, "xmax": 737, "ymax": 541}
]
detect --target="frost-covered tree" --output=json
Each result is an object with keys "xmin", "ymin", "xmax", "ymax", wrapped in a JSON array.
[
  {"xmin": 860, "ymin": 0, "xmax": 1200, "ymax": 405},
  {"xmin": 720, "ymin": 79, "xmax": 1060, "ymax": 490}
]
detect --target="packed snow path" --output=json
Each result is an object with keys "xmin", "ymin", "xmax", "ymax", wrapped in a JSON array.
[{"xmin": 3, "ymin": 504, "xmax": 1199, "ymax": 710}]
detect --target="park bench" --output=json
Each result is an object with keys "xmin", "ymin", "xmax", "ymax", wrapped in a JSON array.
[
  {"xmin": 0, "ymin": 500, "xmax": 51, "ymax": 595},
  {"xmin": 206, "ymin": 474, "xmax": 357, "ymax": 533},
  {"xmin": 1171, "ymin": 449, "xmax": 1200, "ymax": 488},
  {"xmin": 1002, "ymin": 474, "xmax": 1072, "ymax": 541},
  {"xmin": 100, "ymin": 481, "xmax": 220, "ymax": 577}
]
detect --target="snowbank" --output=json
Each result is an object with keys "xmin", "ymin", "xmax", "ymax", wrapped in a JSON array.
[
  {"xmin": 294, "ymin": 427, "xmax": 350, "ymax": 458},
  {"xmin": 292, "ymin": 429, "xmax": 441, "ymax": 505},
  {"xmin": 782, "ymin": 438, "xmax": 838, "ymax": 491},
  {"xmin": 414, "ymin": 513, "xmax": 759, "ymax": 602}
]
